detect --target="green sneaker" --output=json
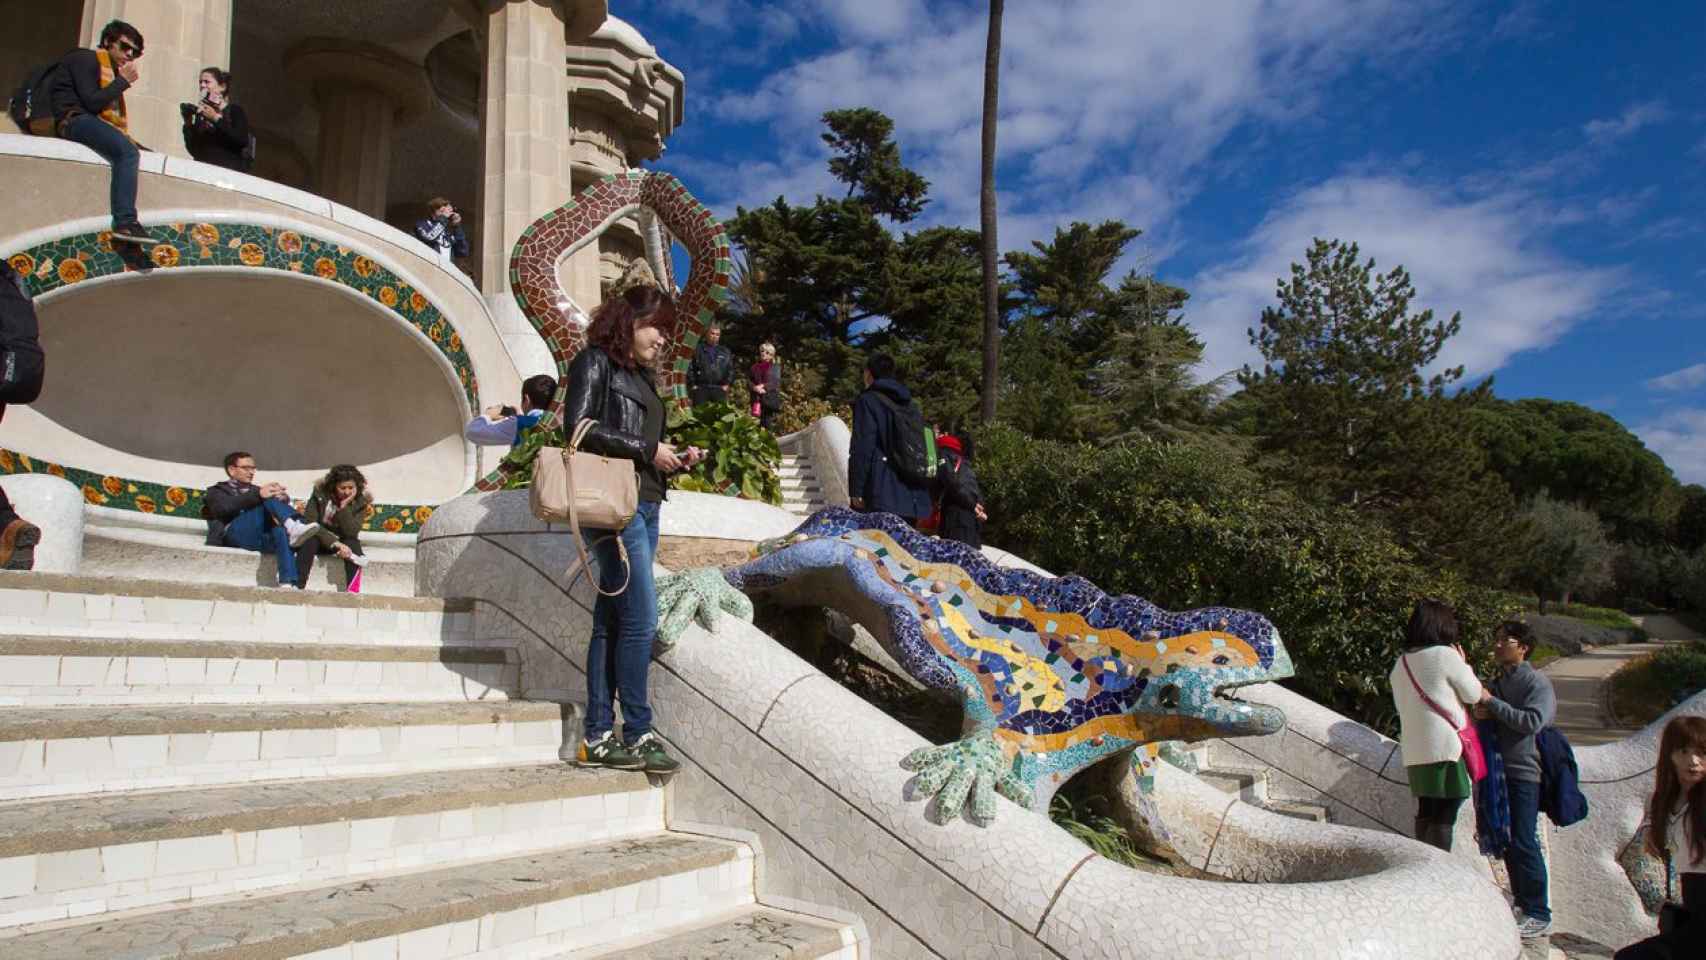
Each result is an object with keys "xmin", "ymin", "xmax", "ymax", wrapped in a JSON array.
[
  {"xmin": 577, "ymin": 733, "xmax": 645, "ymax": 770},
  {"xmin": 629, "ymin": 732, "xmax": 681, "ymax": 774}
]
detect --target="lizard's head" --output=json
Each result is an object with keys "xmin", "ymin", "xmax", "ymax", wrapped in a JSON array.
[{"xmin": 1118, "ymin": 607, "xmax": 1293, "ymax": 741}]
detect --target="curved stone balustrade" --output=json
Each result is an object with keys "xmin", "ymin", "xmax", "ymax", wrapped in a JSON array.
[{"xmin": 417, "ymin": 488, "xmax": 1521, "ymax": 959}]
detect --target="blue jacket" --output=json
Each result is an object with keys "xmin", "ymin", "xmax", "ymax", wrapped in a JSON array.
[
  {"xmin": 848, "ymin": 378, "xmax": 932, "ymax": 520},
  {"xmin": 1537, "ymin": 726, "xmax": 1589, "ymax": 827},
  {"xmin": 1474, "ymin": 718, "xmax": 1513, "ymax": 857}
]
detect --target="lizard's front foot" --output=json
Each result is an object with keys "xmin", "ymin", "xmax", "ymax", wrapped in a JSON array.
[
  {"xmin": 901, "ymin": 732, "xmax": 1033, "ymax": 825},
  {"xmin": 654, "ymin": 567, "xmax": 754, "ymax": 651}
]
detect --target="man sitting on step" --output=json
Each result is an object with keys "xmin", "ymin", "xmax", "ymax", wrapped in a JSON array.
[{"xmin": 202, "ymin": 452, "xmax": 321, "ymax": 589}]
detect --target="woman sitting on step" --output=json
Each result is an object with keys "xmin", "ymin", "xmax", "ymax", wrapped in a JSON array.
[{"xmin": 293, "ymin": 464, "xmax": 370, "ymax": 591}]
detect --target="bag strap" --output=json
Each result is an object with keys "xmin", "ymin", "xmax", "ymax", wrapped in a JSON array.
[
  {"xmin": 1666, "ymin": 851, "xmax": 1675, "ymax": 903},
  {"xmin": 558, "ymin": 417, "xmax": 630, "ymax": 598},
  {"xmin": 1401, "ymin": 654, "xmax": 1465, "ymax": 729}
]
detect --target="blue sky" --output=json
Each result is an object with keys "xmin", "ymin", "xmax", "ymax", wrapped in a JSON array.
[{"xmin": 622, "ymin": 1, "xmax": 1706, "ymax": 484}]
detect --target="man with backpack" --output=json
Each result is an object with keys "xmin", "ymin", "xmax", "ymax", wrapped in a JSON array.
[
  {"xmin": 848, "ymin": 353, "xmax": 933, "ymax": 524},
  {"xmin": 26, "ymin": 20, "xmax": 153, "ymax": 245}
]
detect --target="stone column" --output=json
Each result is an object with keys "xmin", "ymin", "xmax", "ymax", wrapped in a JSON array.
[
  {"xmin": 285, "ymin": 41, "xmax": 430, "ymax": 220},
  {"xmin": 80, "ymin": 0, "xmax": 233, "ymax": 159}
]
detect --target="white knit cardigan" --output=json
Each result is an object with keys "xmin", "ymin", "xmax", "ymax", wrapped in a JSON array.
[{"xmin": 1389, "ymin": 645, "xmax": 1485, "ymax": 767}]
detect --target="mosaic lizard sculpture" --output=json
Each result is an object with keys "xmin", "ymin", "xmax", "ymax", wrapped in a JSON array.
[{"xmin": 662, "ymin": 506, "xmax": 1294, "ymax": 828}]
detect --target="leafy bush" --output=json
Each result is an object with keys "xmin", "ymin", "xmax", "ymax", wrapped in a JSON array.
[
  {"xmin": 666, "ymin": 401, "xmax": 782, "ymax": 505},
  {"xmin": 1612, "ymin": 644, "xmax": 1706, "ymax": 726},
  {"xmin": 973, "ymin": 424, "xmax": 1519, "ymax": 731},
  {"xmin": 727, "ymin": 366, "xmax": 854, "ymax": 437},
  {"xmin": 1543, "ymin": 603, "xmax": 1640, "ymax": 631}
]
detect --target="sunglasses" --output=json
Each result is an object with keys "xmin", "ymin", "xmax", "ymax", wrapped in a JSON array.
[{"xmin": 116, "ymin": 40, "xmax": 142, "ymax": 56}]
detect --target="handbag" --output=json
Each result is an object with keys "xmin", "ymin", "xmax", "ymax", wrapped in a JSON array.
[
  {"xmin": 1661, "ymin": 852, "xmax": 1692, "ymax": 936},
  {"xmin": 1401, "ymin": 654, "xmax": 1488, "ymax": 782},
  {"xmin": 529, "ymin": 418, "xmax": 638, "ymax": 597}
]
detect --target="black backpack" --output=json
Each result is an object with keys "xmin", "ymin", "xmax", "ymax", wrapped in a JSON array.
[
  {"xmin": 8, "ymin": 59, "xmax": 62, "ymax": 136},
  {"xmin": 872, "ymin": 392, "xmax": 937, "ymax": 486}
]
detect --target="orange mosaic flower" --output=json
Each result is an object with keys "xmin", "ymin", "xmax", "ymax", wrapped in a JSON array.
[
  {"xmin": 352, "ymin": 256, "xmax": 376, "ymax": 278},
  {"xmin": 277, "ymin": 231, "xmax": 303, "ymax": 254},
  {"xmin": 378, "ymin": 286, "xmax": 398, "ymax": 307},
  {"xmin": 413, "ymin": 506, "xmax": 433, "ymax": 523},
  {"xmin": 165, "ymin": 486, "xmax": 189, "ymax": 507},
  {"xmin": 448, "ymin": 333, "xmax": 462, "ymax": 352},
  {"xmin": 429, "ymin": 322, "xmax": 445, "ymax": 342},
  {"xmin": 134, "ymin": 494, "xmax": 157, "ymax": 514},
  {"xmin": 363, "ymin": 504, "xmax": 376, "ymax": 520},
  {"xmin": 382, "ymin": 516, "xmax": 404, "ymax": 533},
  {"xmin": 191, "ymin": 223, "xmax": 220, "ymax": 247},
  {"xmin": 7, "ymin": 254, "xmax": 33, "ymax": 275},
  {"xmin": 56, "ymin": 258, "xmax": 87, "ymax": 285},
  {"xmin": 314, "ymin": 257, "xmax": 337, "ymax": 279},
  {"xmin": 288, "ymin": 262, "xmax": 303, "ymax": 272},
  {"xmin": 82, "ymin": 484, "xmax": 106, "ymax": 505},
  {"xmin": 0, "ymin": 450, "xmax": 13, "ymax": 471},
  {"xmin": 238, "ymin": 243, "xmax": 265, "ymax": 267},
  {"xmin": 96, "ymin": 232, "xmax": 115, "ymax": 252},
  {"xmin": 409, "ymin": 292, "xmax": 427, "ymax": 313},
  {"xmin": 46, "ymin": 464, "xmax": 65, "ymax": 479},
  {"xmin": 101, "ymin": 475, "xmax": 125, "ymax": 497},
  {"xmin": 150, "ymin": 245, "xmax": 180, "ymax": 268}
]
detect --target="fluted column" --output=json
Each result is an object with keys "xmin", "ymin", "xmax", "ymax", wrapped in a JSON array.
[
  {"xmin": 286, "ymin": 40, "xmax": 430, "ymax": 220},
  {"xmin": 80, "ymin": 0, "xmax": 233, "ymax": 159}
]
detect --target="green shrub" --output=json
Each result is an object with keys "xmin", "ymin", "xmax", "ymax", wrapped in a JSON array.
[
  {"xmin": 1613, "ymin": 644, "xmax": 1706, "ymax": 726},
  {"xmin": 1546, "ymin": 603, "xmax": 1639, "ymax": 631},
  {"xmin": 974, "ymin": 425, "xmax": 1519, "ymax": 731},
  {"xmin": 666, "ymin": 401, "xmax": 782, "ymax": 505}
]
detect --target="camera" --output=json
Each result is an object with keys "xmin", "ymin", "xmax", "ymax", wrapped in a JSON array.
[
  {"xmin": 179, "ymin": 102, "xmax": 198, "ymax": 118},
  {"xmin": 499, "ymin": 405, "xmax": 518, "ymax": 417}
]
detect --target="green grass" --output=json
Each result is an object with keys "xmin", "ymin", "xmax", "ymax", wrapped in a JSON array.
[
  {"xmin": 1545, "ymin": 603, "xmax": 1641, "ymax": 631},
  {"xmin": 1528, "ymin": 642, "xmax": 1563, "ymax": 669}
]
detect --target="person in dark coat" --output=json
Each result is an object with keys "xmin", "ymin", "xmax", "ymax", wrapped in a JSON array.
[
  {"xmin": 686, "ymin": 323, "xmax": 733, "ymax": 406},
  {"xmin": 847, "ymin": 353, "xmax": 931, "ymax": 522},
  {"xmin": 202, "ymin": 451, "xmax": 321, "ymax": 588},
  {"xmin": 413, "ymin": 197, "xmax": 470, "ymax": 266},
  {"xmin": 181, "ymin": 67, "xmax": 250, "ymax": 171},
  {"xmin": 0, "ymin": 262, "xmax": 45, "ymax": 569},
  {"xmin": 932, "ymin": 433, "xmax": 986, "ymax": 548},
  {"xmin": 293, "ymin": 464, "xmax": 370, "ymax": 590},
  {"xmin": 749, "ymin": 342, "xmax": 781, "ymax": 431},
  {"xmin": 47, "ymin": 20, "xmax": 153, "ymax": 244}
]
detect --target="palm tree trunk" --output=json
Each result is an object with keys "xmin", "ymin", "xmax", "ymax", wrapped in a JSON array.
[{"xmin": 978, "ymin": 0, "xmax": 1004, "ymax": 424}]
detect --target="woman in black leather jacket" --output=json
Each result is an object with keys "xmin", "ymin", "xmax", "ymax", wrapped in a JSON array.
[{"xmin": 563, "ymin": 285, "xmax": 702, "ymax": 774}]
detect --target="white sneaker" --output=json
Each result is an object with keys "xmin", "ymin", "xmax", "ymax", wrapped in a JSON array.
[
  {"xmin": 1516, "ymin": 916, "xmax": 1551, "ymax": 940},
  {"xmin": 347, "ymin": 553, "xmax": 369, "ymax": 568},
  {"xmin": 284, "ymin": 519, "xmax": 321, "ymax": 547}
]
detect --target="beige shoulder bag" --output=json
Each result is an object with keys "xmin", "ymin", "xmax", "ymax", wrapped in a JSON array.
[{"xmin": 529, "ymin": 418, "xmax": 639, "ymax": 596}]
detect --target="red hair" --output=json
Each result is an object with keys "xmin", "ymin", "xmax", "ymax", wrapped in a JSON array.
[{"xmin": 585, "ymin": 286, "xmax": 676, "ymax": 370}]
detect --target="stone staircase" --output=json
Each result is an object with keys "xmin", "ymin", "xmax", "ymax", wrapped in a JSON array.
[
  {"xmin": 0, "ymin": 573, "xmax": 859, "ymax": 959},
  {"xmin": 1179, "ymin": 742, "xmax": 1332, "ymax": 824},
  {"xmin": 777, "ymin": 454, "xmax": 826, "ymax": 518}
]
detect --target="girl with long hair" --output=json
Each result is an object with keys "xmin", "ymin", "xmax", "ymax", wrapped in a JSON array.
[
  {"xmin": 1617, "ymin": 715, "xmax": 1706, "ymax": 958},
  {"xmin": 561, "ymin": 285, "xmax": 703, "ymax": 772},
  {"xmin": 294, "ymin": 463, "xmax": 369, "ymax": 590}
]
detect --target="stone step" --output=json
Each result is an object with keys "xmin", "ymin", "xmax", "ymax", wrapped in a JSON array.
[
  {"xmin": 0, "ymin": 834, "xmax": 751, "ymax": 959},
  {"xmin": 778, "ymin": 478, "xmax": 821, "ymax": 492},
  {"xmin": 1262, "ymin": 798, "xmax": 1332, "ymax": 823},
  {"xmin": 0, "ymin": 636, "xmax": 518, "ymax": 706},
  {"xmin": 1196, "ymin": 766, "xmax": 1270, "ymax": 805},
  {"xmin": 0, "ymin": 764, "xmax": 658, "ymax": 929},
  {"xmin": 0, "ymin": 573, "xmax": 473, "ymax": 646},
  {"xmin": 0, "ymin": 700, "xmax": 570, "ymax": 801},
  {"xmin": 567, "ymin": 905, "xmax": 855, "ymax": 959}
]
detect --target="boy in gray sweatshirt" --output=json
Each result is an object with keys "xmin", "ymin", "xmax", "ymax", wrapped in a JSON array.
[{"xmin": 1476, "ymin": 620, "xmax": 1557, "ymax": 940}]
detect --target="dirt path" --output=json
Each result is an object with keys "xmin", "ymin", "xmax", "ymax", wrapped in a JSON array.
[{"xmin": 1540, "ymin": 614, "xmax": 1700, "ymax": 746}]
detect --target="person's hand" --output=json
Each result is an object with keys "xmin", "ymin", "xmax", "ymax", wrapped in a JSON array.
[
  {"xmin": 684, "ymin": 446, "xmax": 706, "ymax": 468},
  {"xmin": 974, "ymin": 503, "xmax": 988, "ymax": 522},
  {"xmin": 653, "ymin": 443, "xmax": 684, "ymax": 474},
  {"xmin": 449, "ymin": 210, "xmax": 461, "ymax": 225},
  {"xmin": 334, "ymin": 544, "xmax": 353, "ymax": 560},
  {"xmin": 1451, "ymin": 643, "xmax": 1468, "ymax": 661},
  {"xmin": 753, "ymin": 384, "xmax": 765, "ymax": 394},
  {"xmin": 197, "ymin": 102, "xmax": 220, "ymax": 121},
  {"xmin": 1478, "ymin": 688, "xmax": 1493, "ymax": 704},
  {"xmin": 117, "ymin": 61, "xmax": 139, "ymax": 84},
  {"xmin": 483, "ymin": 404, "xmax": 506, "ymax": 420},
  {"xmin": 259, "ymin": 481, "xmax": 285, "ymax": 499},
  {"xmin": 1472, "ymin": 702, "xmax": 1492, "ymax": 720},
  {"xmin": 849, "ymin": 497, "xmax": 865, "ymax": 510}
]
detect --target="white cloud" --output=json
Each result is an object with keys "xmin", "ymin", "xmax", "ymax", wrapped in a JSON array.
[
  {"xmin": 1582, "ymin": 101, "xmax": 1670, "ymax": 145},
  {"xmin": 1186, "ymin": 176, "xmax": 1618, "ymax": 380},
  {"xmin": 1636, "ymin": 408, "xmax": 1706, "ymax": 485},
  {"xmin": 1647, "ymin": 363, "xmax": 1706, "ymax": 393}
]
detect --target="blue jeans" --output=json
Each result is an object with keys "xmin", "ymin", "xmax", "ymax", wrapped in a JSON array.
[
  {"xmin": 1505, "ymin": 779, "xmax": 1550, "ymax": 922},
  {"xmin": 582, "ymin": 500, "xmax": 660, "ymax": 743},
  {"xmin": 221, "ymin": 498, "xmax": 301, "ymax": 587},
  {"xmin": 59, "ymin": 114, "xmax": 139, "ymax": 226}
]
